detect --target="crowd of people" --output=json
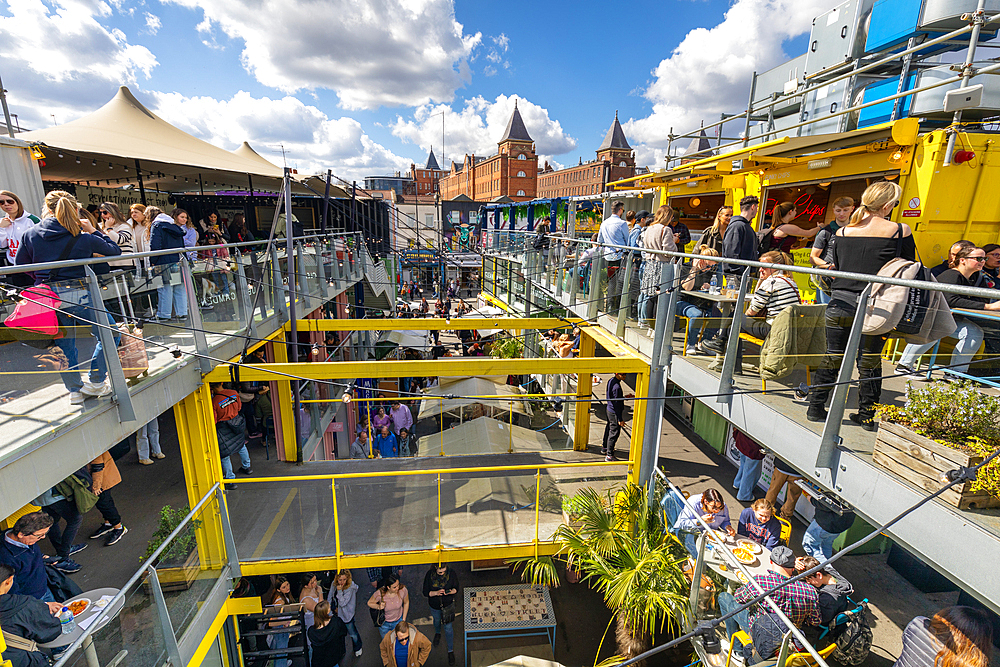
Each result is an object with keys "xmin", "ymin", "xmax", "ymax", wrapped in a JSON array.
[
  {"xmin": 231, "ymin": 565, "xmax": 460, "ymax": 667},
  {"xmin": 588, "ymin": 183, "xmax": 1000, "ymax": 432}
]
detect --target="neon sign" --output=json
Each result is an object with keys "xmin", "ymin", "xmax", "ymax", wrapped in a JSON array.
[{"xmin": 764, "ymin": 191, "xmax": 829, "ymax": 224}]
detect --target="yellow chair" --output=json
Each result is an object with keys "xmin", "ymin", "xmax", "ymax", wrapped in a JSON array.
[
  {"xmin": 726, "ymin": 630, "xmax": 837, "ymax": 667},
  {"xmin": 776, "ymin": 516, "xmax": 792, "ymax": 546}
]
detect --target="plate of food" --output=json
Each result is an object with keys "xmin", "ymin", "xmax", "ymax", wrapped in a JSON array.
[
  {"xmin": 67, "ymin": 598, "xmax": 90, "ymax": 617},
  {"xmin": 736, "ymin": 571, "xmax": 749, "ymax": 584},
  {"xmin": 732, "ymin": 547, "xmax": 756, "ymax": 565},
  {"xmin": 737, "ymin": 539, "xmax": 762, "ymax": 554}
]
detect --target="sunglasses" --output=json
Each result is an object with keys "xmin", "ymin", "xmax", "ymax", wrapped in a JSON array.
[
  {"xmin": 0, "ymin": 199, "xmax": 16, "ymax": 205},
  {"xmin": 967, "ymin": 256, "xmax": 987, "ymax": 262}
]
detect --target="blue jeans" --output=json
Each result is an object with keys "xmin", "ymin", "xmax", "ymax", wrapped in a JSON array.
[
  {"xmin": 220, "ymin": 445, "xmax": 251, "ymax": 479},
  {"xmin": 802, "ymin": 520, "xmax": 840, "ymax": 560},
  {"xmin": 682, "ymin": 531, "xmax": 700, "ymax": 559},
  {"xmin": 379, "ymin": 619, "xmax": 397, "ymax": 639},
  {"xmin": 41, "ymin": 499, "xmax": 83, "ymax": 559},
  {"xmin": 344, "ymin": 618, "xmax": 362, "ymax": 651},
  {"xmin": 733, "ymin": 453, "xmax": 763, "ymax": 502},
  {"xmin": 899, "ymin": 319, "xmax": 984, "ymax": 374},
  {"xmin": 137, "ymin": 418, "xmax": 161, "ymax": 459},
  {"xmin": 155, "ymin": 263, "xmax": 187, "ymax": 318},
  {"xmin": 677, "ymin": 301, "xmax": 718, "ymax": 347},
  {"xmin": 718, "ymin": 592, "xmax": 750, "ymax": 640},
  {"xmin": 815, "ymin": 288, "xmax": 832, "ymax": 305},
  {"xmin": 268, "ymin": 631, "xmax": 290, "ymax": 666},
  {"xmin": 53, "ymin": 284, "xmax": 119, "ymax": 392},
  {"xmin": 431, "ymin": 607, "xmax": 455, "ymax": 651},
  {"xmin": 39, "ymin": 589, "xmax": 55, "ymax": 603}
]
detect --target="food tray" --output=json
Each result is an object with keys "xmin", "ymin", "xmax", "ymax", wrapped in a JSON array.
[{"xmin": 67, "ymin": 598, "xmax": 91, "ymax": 617}]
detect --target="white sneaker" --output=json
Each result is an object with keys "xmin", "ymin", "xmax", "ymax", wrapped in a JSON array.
[
  {"xmin": 152, "ymin": 452, "xmax": 166, "ymax": 459},
  {"xmin": 685, "ymin": 346, "xmax": 698, "ymax": 355},
  {"xmin": 69, "ymin": 391, "xmax": 85, "ymax": 405},
  {"xmin": 355, "ymin": 648, "xmax": 363, "ymax": 657},
  {"xmin": 81, "ymin": 380, "xmax": 111, "ymax": 397},
  {"xmin": 139, "ymin": 458, "xmax": 154, "ymax": 465}
]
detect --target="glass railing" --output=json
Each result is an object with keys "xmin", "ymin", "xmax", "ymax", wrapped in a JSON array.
[
  {"xmin": 224, "ymin": 462, "xmax": 628, "ymax": 564},
  {"xmin": 0, "ymin": 231, "xmax": 367, "ymax": 467},
  {"xmin": 52, "ymin": 486, "xmax": 235, "ymax": 667},
  {"xmin": 485, "ymin": 230, "xmax": 1000, "ymax": 463}
]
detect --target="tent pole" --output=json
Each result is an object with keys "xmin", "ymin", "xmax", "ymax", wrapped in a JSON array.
[
  {"xmin": 199, "ymin": 173, "xmax": 205, "ymax": 197},
  {"xmin": 247, "ymin": 173, "xmax": 254, "ymax": 197},
  {"xmin": 0, "ymin": 73, "xmax": 14, "ymax": 138},
  {"xmin": 134, "ymin": 159, "xmax": 147, "ymax": 205},
  {"xmin": 321, "ymin": 170, "xmax": 331, "ymax": 234},
  {"xmin": 284, "ymin": 168, "xmax": 303, "ymax": 464}
]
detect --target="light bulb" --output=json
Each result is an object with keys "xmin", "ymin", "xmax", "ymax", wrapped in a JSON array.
[{"xmin": 342, "ymin": 392, "xmax": 352, "ymax": 403}]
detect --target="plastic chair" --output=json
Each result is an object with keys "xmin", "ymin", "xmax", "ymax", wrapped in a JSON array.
[
  {"xmin": 818, "ymin": 597, "xmax": 869, "ymax": 642},
  {"xmin": 726, "ymin": 630, "xmax": 837, "ymax": 667},
  {"xmin": 776, "ymin": 516, "xmax": 792, "ymax": 546}
]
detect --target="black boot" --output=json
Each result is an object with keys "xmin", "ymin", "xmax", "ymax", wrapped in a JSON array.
[
  {"xmin": 701, "ymin": 335, "xmax": 728, "ymax": 355},
  {"xmin": 806, "ymin": 406, "xmax": 828, "ymax": 422},
  {"xmin": 849, "ymin": 413, "xmax": 878, "ymax": 432}
]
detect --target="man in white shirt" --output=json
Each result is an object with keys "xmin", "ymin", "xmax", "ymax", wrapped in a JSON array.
[{"xmin": 597, "ymin": 201, "xmax": 629, "ymax": 312}]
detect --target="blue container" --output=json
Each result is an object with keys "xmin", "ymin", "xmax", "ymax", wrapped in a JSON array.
[{"xmin": 858, "ymin": 73, "xmax": 918, "ymax": 127}]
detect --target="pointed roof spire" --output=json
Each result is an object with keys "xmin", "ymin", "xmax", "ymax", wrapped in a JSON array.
[
  {"xmin": 598, "ymin": 110, "xmax": 631, "ymax": 152},
  {"xmin": 499, "ymin": 99, "xmax": 533, "ymax": 144},
  {"xmin": 426, "ymin": 146, "xmax": 440, "ymax": 171}
]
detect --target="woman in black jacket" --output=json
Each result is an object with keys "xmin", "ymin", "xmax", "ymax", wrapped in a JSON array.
[
  {"xmin": 307, "ymin": 600, "xmax": 348, "ymax": 667},
  {"xmin": 15, "ymin": 190, "xmax": 122, "ymax": 405}
]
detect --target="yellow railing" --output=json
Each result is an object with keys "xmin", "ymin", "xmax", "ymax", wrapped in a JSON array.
[{"xmin": 225, "ymin": 461, "xmax": 629, "ymax": 575}]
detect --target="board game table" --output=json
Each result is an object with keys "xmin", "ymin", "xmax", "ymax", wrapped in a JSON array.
[{"xmin": 463, "ymin": 584, "xmax": 556, "ymax": 667}]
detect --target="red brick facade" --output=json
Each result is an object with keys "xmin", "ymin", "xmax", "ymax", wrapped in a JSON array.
[
  {"xmin": 536, "ymin": 113, "xmax": 635, "ymax": 199},
  {"xmin": 439, "ymin": 103, "xmax": 537, "ymax": 203}
]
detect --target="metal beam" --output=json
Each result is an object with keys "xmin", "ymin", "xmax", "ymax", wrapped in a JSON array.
[
  {"xmin": 286, "ymin": 317, "xmax": 575, "ymax": 332},
  {"xmin": 204, "ymin": 356, "xmax": 651, "ymax": 382}
]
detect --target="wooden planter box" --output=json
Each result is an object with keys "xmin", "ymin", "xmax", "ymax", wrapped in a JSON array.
[{"xmin": 873, "ymin": 421, "xmax": 1000, "ymax": 510}]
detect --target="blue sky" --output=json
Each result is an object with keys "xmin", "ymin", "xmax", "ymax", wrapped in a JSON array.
[{"xmin": 0, "ymin": 0, "xmax": 836, "ymax": 180}]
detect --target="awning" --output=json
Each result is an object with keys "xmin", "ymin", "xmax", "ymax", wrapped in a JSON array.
[
  {"xmin": 416, "ymin": 416, "xmax": 557, "ymax": 456},
  {"xmin": 610, "ymin": 118, "xmax": 920, "ymax": 189},
  {"xmin": 20, "ymin": 86, "xmax": 294, "ymax": 193},
  {"xmin": 418, "ymin": 376, "xmax": 531, "ymax": 420},
  {"xmin": 379, "ymin": 330, "xmax": 434, "ymax": 350},
  {"xmin": 444, "ymin": 253, "xmax": 482, "ymax": 268}
]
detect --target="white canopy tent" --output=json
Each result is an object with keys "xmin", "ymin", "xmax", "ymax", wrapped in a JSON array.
[
  {"xmin": 418, "ymin": 376, "xmax": 532, "ymax": 421},
  {"xmin": 416, "ymin": 416, "xmax": 557, "ymax": 456}
]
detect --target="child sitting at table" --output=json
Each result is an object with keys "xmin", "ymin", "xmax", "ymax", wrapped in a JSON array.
[{"xmin": 737, "ymin": 498, "xmax": 782, "ymax": 549}]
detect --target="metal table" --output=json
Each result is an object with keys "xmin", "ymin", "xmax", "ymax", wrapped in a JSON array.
[
  {"xmin": 41, "ymin": 587, "xmax": 124, "ymax": 667},
  {"xmin": 463, "ymin": 584, "xmax": 556, "ymax": 667},
  {"xmin": 704, "ymin": 535, "xmax": 773, "ymax": 589}
]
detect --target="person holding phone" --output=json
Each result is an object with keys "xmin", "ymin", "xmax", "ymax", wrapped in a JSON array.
[{"xmin": 422, "ymin": 564, "xmax": 460, "ymax": 665}]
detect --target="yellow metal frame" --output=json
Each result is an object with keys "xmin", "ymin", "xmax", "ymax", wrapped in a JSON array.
[
  {"xmin": 187, "ymin": 597, "xmax": 264, "ymax": 667},
  {"xmin": 287, "ymin": 317, "xmax": 575, "ymax": 331}
]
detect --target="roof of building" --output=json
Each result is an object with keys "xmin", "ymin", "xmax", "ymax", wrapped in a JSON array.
[
  {"xmin": 499, "ymin": 100, "xmax": 533, "ymax": 144},
  {"xmin": 426, "ymin": 147, "xmax": 440, "ymax": 171},
  {"xmin": 598, "ymin": 111, "xmax": 631, "ymax": 152},
  {"xmin": 686, "ymin": 129, "xmax": 713, "ymax": 158}
]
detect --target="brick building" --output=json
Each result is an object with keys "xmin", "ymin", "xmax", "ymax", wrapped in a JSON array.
[
  {"xmin": 439, "ymin": 102, "xmax": 537, "ymax": 202},
  {"xmin": 409, "ymin": 148, "xmax": 447, "ymax": 196},
  {"xmin": 537, "ymin": 112, "xmax": 635, "ymax": 199}
]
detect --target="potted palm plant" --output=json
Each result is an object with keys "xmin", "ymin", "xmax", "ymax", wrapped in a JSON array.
[
  {"xmin": 510, "ymin": 484, "xmax": 692, "ymax": 666},
  {"xmin": 875, "ymin": 380, "xmax": 1000, "ymax": 509}
]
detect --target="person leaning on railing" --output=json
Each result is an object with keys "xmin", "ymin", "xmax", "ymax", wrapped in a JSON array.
[
  {"xmin": 148, "ymin": 207, "xmax": 188, "ymax": 322},
  {"xmin": 806, "ymin": 181, "xmax": 915, "ymax": 432},
  {"xmin": 15, "ymin": 190, "xmax": 122, "ymax": 405},
  {"xmin": 638, "ymin": 207, "xmax": 677, "ymax": 324},
  {"xmin": 895, "ymin": 245, "xmax": 1000, "ymax": 377}
]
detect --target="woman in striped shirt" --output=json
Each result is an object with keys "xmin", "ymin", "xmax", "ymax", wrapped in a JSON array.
[{"xmin": 743, "ymin": 250, "xmax": 801, "ymax": 339}]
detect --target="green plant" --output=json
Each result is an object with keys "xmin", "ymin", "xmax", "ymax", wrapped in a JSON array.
[
  {"xmin": 144, "ymin": 505, "xmax": 202, "ymax": 563},
  {"xmin": 561, "ymin": 493, "xmax": 589, "ymax": 518},
  {"xmin": 490, "ymin": 333, "xmax": 524, "ymax": 359},
  {"xmin": 520, "ymin": 479, "xmax": 563, "ymax": 513},
  {"xmin": 877, "ymin": 380, "xmax": 1000, "ymax": 498},
  {"xmin": 511, "ymin": 484, "xmax": 691, "ymax": 666}
]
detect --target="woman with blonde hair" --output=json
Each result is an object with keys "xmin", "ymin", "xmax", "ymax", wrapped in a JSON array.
[
  {"xmin": 701, "ymin": 205, "xmax": 733, "ymax": 254},
  {"xmin": 637, "ymin": 206, "xmax": 678, "ymax": 322},
  {"xmin": 676, "ymin": 244, "xmax": 721, "ymax": 354},
  {"xmin": 894, "ymin": 606, "xmax": 992, "ymax": 667},
  {"xmin": 14, "ymin": 190, "xmax": 122, "ymax": 404},
  {"xmin": 807, "ymin": 181, "xmax": 914, "ymax": 431},
  {"xmin": 328, "ymin": 568, "xmax": 363, "ymax": 656}
]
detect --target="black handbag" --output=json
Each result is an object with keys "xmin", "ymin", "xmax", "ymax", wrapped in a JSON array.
[
  {"xmin": 370, "ymin": 592, "xmax": 386, "ymax": 626},
  {"xmin": 441, "ymin": 602, "xmax": 456, "ymax": 624}
]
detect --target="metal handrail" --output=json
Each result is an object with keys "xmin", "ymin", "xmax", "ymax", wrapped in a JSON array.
[
  {"xmin": 488, "ymin": 229, "xmax": 1000, "ymax": 300},
  {"xmin": 0, "ymin": 230, "xmax": 358, "ymax": 277},
  {"xmin": 52, "ymin": 484, "xmax": 222, "ymax": 667}
]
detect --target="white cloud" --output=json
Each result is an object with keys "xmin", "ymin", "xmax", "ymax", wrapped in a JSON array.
[
  {"xmin": 624, "ymin": 0, "xmax": 837, "ymax": 152},
  {"xmin": 484, "ymin": 32, "xmax": 511, "ymax": 73},
  {"xmin": 148, "ymin": 90, "xmax": 412, "ymax": 181},
  {"xmin": 390, "ymin": 94, "xmax": 576, "ymax": 167},
  {"xmin": 161, "ymin": 0, "xmax": 482, "ymax": 110},
  {"xmin": 143, "ymin": 11, "xmax": 161, "ymax": 34}
]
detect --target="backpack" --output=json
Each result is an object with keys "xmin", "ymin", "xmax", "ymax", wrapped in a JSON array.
[
  {"xmin": 830, "ymin": 601, "xmax": 873, "ymax": 665},
  {"xmin": 756, "ymin": 225, "xmax": 778, "ymax": 256},
  {"xmin": 748, "ymin": 612, "xmax": 786, "ymax": 661}
]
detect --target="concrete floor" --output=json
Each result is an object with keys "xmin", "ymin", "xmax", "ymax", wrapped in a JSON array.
[{"xmin": 50, "ymin": 372, "xmax": 996, "ymax": 667}]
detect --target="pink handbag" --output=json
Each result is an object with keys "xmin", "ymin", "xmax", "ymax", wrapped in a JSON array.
[{"xmin": 4, "ymin": 284, "xmax": 62, "ymax": 335}]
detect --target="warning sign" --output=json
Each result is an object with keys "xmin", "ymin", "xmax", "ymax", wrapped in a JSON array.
[
  {"xmin": 902, "ymin": 210, "xmax": 921, "ymax": 217},
  {"xmin": 908, "ymin": 197, "xmax": 920, "ymax": 209}
]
